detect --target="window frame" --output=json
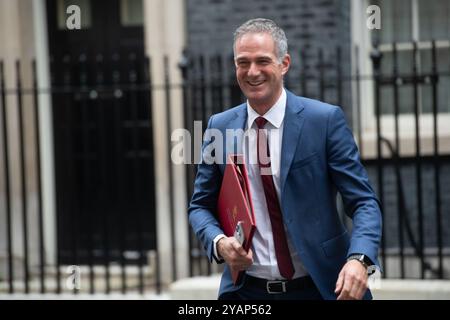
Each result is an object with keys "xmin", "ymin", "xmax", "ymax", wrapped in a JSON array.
[
  {"xmin": 350, "ymin": 0, "xmax": 450, "ymax": 158},
  {"xmin": 120, "ymin": 0, "xmax": 144, "ymax": 27}
]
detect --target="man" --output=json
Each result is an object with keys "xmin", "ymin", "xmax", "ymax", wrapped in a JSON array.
[{"xmin": 188, "ymin": 18, "xmax": 382, "ymax": 300}]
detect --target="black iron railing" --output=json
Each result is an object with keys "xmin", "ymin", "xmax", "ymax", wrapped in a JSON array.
[
  {"xmin": 0, "ymin": 54, "xmax": 161, "ymax": 294},
  {"xmin": 0, "ymin": 41, "xmax": 449, "ymax": 296},
  {"xmin": 181, "ymin": 40, "xmax": 449, "ymax": 280}
]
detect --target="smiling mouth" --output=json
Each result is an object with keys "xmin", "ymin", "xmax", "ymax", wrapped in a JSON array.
[{"xmin": 247, "ymin": 80, "xmax": 265, "ymax": 86}]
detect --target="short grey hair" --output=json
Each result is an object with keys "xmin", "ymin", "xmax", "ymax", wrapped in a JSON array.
[{"xmin": 233, "ymin": 18, "xmax": 288, "ymax": 63}]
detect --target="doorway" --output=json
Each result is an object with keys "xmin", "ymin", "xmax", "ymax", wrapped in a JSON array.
[{"xmin": 46, "ymin": 0, "xmax": 156, "ymax": 265}]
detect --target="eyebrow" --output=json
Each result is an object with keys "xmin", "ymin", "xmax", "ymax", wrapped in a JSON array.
[{"xmin": 235, "ymin": 55, "xmax": 274, "ymax": 62}]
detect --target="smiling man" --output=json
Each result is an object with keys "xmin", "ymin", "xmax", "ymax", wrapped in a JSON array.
[
  {"xmin": 234, "ymin": 31, "xmax": 289, "ymax": 115},
  {"xmin": 188, "ymin": 18, "xmax": 382, "ymax": 300}
]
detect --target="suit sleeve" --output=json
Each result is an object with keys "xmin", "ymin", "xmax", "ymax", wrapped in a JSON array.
[
  {"xmin": 326, "ymin": 106, "xmax": 382, "ymax": 268},
  {"xmin": 188, "ymin": 115, "xmax": 225, "ymax": 263}
]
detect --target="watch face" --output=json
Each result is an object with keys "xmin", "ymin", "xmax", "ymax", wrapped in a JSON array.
[
  {"xmin": 347, "ymin": 254, "xmax": 372, "ymax": 268},
  {"xmin": 348, "ymin": 254, "xmax": 365, "ymax": 263}
]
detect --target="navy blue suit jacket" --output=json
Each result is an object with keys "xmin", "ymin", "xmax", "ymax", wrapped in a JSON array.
[{"xmin": 188, "ymin": 90, "xmax": 382, "ymax": 299}]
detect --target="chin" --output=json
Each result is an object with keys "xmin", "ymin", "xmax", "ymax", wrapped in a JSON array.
[{"xmin": 245, "ymin": 89, "xmax": 266, "ymax": 100}]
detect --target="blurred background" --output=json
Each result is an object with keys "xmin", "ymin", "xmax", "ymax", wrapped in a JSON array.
[{"xmin": 0, "ymin": 0, "xmax": 449, "ymax": 299}]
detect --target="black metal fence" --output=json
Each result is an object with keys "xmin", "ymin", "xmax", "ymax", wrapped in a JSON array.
[
  {"xmin": 0, "ymin": 54, "xmax": 161, "ymax": 294},
  {"xmin": 181, "ymin": 41, "xmax": 449, "ymax": 280},
  {"xmin": 369, "ymin": 41, "xmax": 448, "ymax": 279},
  {"xmin": 0, "ymin": 40, "xmax": 449, "ymax": 295}
]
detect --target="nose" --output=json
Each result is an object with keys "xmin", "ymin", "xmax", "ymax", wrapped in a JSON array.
[{"xmin": 247, "ymin": 62, "xmax": 260, "ymax": 77}]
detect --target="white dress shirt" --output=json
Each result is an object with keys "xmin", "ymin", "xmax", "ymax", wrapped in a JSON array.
[{"xmin": 213, "ymin": 88, "xmax": 308, "ymax": 280}]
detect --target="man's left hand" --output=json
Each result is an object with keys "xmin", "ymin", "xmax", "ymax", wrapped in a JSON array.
[{"xmin": 334, "ymin": 260, "xmax": 368, "ymax": 300}]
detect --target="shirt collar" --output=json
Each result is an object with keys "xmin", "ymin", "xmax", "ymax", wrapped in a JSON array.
[{"xmin": 247, "ymin": 88, "xmax": 286, "ymax": 129}]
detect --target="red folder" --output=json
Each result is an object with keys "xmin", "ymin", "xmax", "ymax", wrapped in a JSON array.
[{"xmin": 217, "ymin": 154, "xmax": 256, "ymax": 285}]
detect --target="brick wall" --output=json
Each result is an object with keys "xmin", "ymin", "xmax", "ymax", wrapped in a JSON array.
[{"xmin": 185, "ymin": 0, "xmax": 353, "ymax": 119}]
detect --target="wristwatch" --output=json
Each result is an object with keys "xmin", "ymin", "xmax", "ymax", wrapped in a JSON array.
[{"xmin": 347, "ymin": 254, "xmax": 371, "ymax": 269}]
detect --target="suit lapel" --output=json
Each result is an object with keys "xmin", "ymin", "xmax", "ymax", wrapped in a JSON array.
[
  {"xmin": 220, "ymin": 94, "xmax": 304, "ymax": 196},
  {"xmin": 280, "ymin": 92, "xmax": 305, "ymax": 198},
  {"xmin": 221, "ymin": 104, "xmax": 247, "ymax": 169}
]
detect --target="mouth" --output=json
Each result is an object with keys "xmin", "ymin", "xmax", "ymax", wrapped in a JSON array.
[{"xmin": 247, "ymin": 80, "xmax": 265, "ymax": 87}]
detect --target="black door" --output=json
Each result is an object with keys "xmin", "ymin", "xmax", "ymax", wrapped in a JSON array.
[{"xmin": 46, "ymin": 0, "xmax": 156, "ymax": 264}]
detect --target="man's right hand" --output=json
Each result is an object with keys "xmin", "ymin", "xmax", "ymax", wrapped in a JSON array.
[{"xmin": 217, "ymin": 236, "xmax": 253, "ymax": 272}]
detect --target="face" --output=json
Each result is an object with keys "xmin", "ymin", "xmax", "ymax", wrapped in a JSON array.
[{"xmin": 234, "ymin": 32, "xmax": 290, "ymax": 112}]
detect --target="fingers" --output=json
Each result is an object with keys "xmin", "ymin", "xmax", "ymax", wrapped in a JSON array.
[
  {"xmin": 336, "ymin": 261, "xmax": 369, "ymax": 300},
  {"xmin": 230, "ymin": 238, "xmax": 248, "ymax": 256},
  {"xmin": 231, "ymin": 241, "xmax": 253, "ymax": 270},
  {"xmin": 334, "ymin": 270, "xmax": 344, "ymax": 295},
  {"xmin": 349, "ymin": 272, "xmax": 367, "ymax": 300},
  {"xmin": 349, "ymin": 279, "xmax": 364, "ymax": 300},
  {"xmin": 246, "ymin": 248, "xmax": 253, "ymax": 261},
  {"xmin": 217, "ymin": 237, "xmax": 245, "ymax": 258},
  {"xmin": 344, "ymin": 274, "xmax": 367, "ymax": 300},
  {"xmin": 220, "ymin": 237, "xmax": 253, "ymax": 270},
  {"xmin": 336, "ymin": 274, "xmax": 353, "ymax": 300}
]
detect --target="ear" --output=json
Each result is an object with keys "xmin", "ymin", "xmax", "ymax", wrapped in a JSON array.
[{"xmin": 281, "ymin": 54, "xmax": 291, "ymax": 76}]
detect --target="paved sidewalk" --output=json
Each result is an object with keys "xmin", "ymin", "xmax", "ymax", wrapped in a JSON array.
[
  {"xmin": 0, "ymin": 292, "xmax": 170, "ymax": 300},
  {"xmin": 168, "ymin": 274, "xmax": 450, "ymax": 300},
  {"xmin": 2, "ymin": 276, "xmax": 450, "ymax": 299}
]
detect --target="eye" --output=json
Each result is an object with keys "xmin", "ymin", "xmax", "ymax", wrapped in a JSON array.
[
  {"xmin": 237, "ymin": 60, "xmax": 250, "ymax": 67},
  {"xmin": 257, "ymin": 59, "xmax": 271, "ymax": 66}
]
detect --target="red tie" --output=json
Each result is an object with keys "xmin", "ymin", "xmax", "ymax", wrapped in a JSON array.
[{"xmin": 255, "ymin": 116, "xmax": 295, "ymax": 280}]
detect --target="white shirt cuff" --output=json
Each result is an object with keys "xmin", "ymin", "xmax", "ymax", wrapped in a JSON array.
[{"xmin": 212, "ymin": 234, "xmax": 226, "ymax": 263}]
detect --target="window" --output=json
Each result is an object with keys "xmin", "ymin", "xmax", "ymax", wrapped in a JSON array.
[
  {"xmin": 371, "ymin": 0, "xmax": 449, "ymax": 44},
  {"xmin": 375, "ymin": 0, "xmax": 412, "ymax": 43},
  {"xmin": 418, "ymin": 0, "xmax": 450, "ymax": 41},
  {"xmin": 370, "ymin": 0, "xmax": 450, "ymax": 115},
  {"xmin": 351, "ymin": 0, "xmax": 450, "ymax": 158},
  {"xmin": 120, "ymin": 0, "xmax": 144, "ymax": 27}
]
